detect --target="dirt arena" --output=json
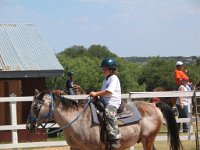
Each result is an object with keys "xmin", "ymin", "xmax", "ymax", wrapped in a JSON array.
[{"xmin": 15, "ymin": 146, "xmax": 70, "ymax": 150}]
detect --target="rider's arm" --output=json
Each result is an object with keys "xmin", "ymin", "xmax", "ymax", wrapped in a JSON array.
[
  {"xmin": 178, "ymin": 86, "xmax": 184, "ymax": 109},
  {"xmin": 89, "ymin": 90, "xmax": 111, "ymax": 97}
]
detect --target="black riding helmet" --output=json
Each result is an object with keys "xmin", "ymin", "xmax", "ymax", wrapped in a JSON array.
[
  {"xmin": 100, "ymin": 58, "xmax": 118, "ymax": 68},
  {"xmin": 67, "ymin": 71, "xmax": 74, "ymax": 77}
]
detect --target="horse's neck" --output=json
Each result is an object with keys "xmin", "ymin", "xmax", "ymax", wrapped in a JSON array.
[{"xmin": 53, "ymin": 103, "xmax": 91, "ymax": 131}]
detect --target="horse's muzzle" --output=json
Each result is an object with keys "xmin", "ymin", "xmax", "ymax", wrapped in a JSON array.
[{"xmin": 26, "ymin": 123, "xmax": 35, "ymax": 132}]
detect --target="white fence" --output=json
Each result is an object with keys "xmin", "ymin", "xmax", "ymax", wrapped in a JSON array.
[{"xmin": 0, "ymin": 91, "xmax": 200, "ymax": 149}]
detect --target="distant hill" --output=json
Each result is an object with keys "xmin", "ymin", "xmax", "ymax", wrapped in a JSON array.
[{"xmin": 124, "ymin": 56, "xmax": 198, "ymax": 65}]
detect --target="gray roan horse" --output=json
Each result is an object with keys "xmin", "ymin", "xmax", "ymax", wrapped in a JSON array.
[{"xmin": 26, "ymin": 90, "xmax": 183, "ymax": 150}]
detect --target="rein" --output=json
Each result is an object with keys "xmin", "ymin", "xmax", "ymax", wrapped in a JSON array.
[{"xmin": 47, "ymin": 96, "xmax": 91, "ymax": 135}]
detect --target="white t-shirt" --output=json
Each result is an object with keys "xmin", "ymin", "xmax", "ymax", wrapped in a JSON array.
[
  {"xmin": 176, "ymin": 85, "xmax": 190, "ymax": 106},
  {"xmin": 101, "ymin": 74, "xmax": 121, "ymax": 109}
]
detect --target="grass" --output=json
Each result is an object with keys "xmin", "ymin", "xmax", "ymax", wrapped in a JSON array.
[
  {"xmin": 134, "ymin": 140, "xmax": 196, "ymax": 150},
  {"xmin": 47, "ymin": 136, "xmax": 65, "ymax": 141},
  {"xmin": 16, "ymin": 140, "xmax": 197, "ymax": 150}
]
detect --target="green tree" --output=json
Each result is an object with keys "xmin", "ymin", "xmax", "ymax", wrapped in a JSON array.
[
  {"xmin": 58, "ymin": 45, "xmax": 87, "ymax": 58},
  {"xmin": 138, "ymin": 57, "xmax": 175, "ymax": 91},
  {"xmin": 196, "ymin": 58, "xmax": 200, "ymax": 66},
  {"xmin": 47, "ymin": 44, "xmax": 145, "ymax": 93},
  {"xmin": 117, "ymin": 58, "xmax": 145, "ymax": 92},
  {"xmin": 87, "ymin": 45, "xmax": 117, "ymax": 59}
]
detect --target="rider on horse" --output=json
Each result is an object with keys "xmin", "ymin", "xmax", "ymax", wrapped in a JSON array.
[
  {"xmin": 89, "ymin": 58, "xmax": 121, "ymax": 149},
  {"xmin": 66, "ymin": 71, "xmax": 80, "ymax": 95}
]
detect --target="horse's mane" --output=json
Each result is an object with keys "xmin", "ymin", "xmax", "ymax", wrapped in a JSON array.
[
  {"xmin": 55, "ymin": 95, "xmax": 81, "ymax": 110},
  {"xmin": 153, "ymin": 87, "xmax": 165, "ymax": 91},
  {"xmin": 52, "ymin": 90, "xmax": 84, "ymax": 109},
  {"xmin": 37, "ymin": 90, "xmax": 82, "ymax": 109}
]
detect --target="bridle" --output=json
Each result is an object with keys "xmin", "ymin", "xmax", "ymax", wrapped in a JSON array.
[
  {"xmin": 27, "ymin": 94, "xmax": 54, "ymax": 129},
  {"xmin": 27, "ymin": 93, "xmax": 91, "ymax": 135}
]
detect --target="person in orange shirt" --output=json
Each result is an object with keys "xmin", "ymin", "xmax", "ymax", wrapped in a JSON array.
[{"xmin": 174, "ymin": 61, "xmax": 189, "ymax": 86}]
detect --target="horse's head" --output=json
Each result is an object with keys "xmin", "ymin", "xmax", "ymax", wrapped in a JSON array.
[
  {"xmin": 26, "ymin": 89, "xmax": 53, "ymax": 132},
  {"xmin": 53, "ymin": 89, "xmax": 67, "ymax": 96},
  {"xmin": 73, "ymin": 85, "xmax": 86, "ymax": 95}
]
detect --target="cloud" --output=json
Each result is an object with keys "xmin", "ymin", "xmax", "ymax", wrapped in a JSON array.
[
  {"xmin": 0, "ymin": 0, "xmax": 11, "ymax": 10},
  {"xmin": 177, "ymin": 1, "xmax": 200, "ymax": 15},
  {"xmin": 0, "ymin": 0, "xmax": 24, "ymax": 12},
  {"xmin": 74, "ymin": 16, "xmax": 90, "ymax": 23}
]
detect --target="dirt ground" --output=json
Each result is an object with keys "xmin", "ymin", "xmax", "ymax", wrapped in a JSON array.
[{"xmin": 20, "ymin": 146, "xmax": 70, "ymax": 150}]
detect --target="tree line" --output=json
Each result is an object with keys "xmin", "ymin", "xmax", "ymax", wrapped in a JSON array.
[{"xmin": 47, "ymin": 45, "xmax": 200, "ymax": 93}]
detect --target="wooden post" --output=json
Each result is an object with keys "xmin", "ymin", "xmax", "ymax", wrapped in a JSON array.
[
  {"xmin": 128, "ymin": 93, "xmax": 135, "ymax": 150},
  {"xmin": 10, "ymin": 96, "xmax": 18, "ymax": 150},
  {"xmin": 188, "ymin": 98, "xmax": 193, "ymax": 140}
]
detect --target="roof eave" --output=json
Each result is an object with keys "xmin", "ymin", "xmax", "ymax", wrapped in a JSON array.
[{"xmin": 0, "ymin": 70, "xmax": 64, "ymax": 78}]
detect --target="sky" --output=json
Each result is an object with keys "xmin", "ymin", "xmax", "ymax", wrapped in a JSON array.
[{"xmin": 0, "ymin": 0, "xmax": 200, "ymax": 57}]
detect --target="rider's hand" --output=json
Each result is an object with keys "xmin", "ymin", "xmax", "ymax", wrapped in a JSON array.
[
  {"xmin": 180, "ymin": 103, "xmax": 184, "ymax": 109},
  {"xmin": 89, "ymin": 92, "xmax": 97, "ymax": 97}
]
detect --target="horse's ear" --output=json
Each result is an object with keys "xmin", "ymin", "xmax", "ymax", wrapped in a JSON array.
[{"xmin": 35, "ymin": 89, "xmax": 40, "ymax": 95}]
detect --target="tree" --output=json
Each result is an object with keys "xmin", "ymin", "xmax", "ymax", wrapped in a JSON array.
[
  {"xmin": 59, "ymin": 45, "xmax": 87, "ymax": 58},
  {"xmin": 47, "ymin": 45, "xmax": 145, "ymax": 93},
  {"xmin": 138, "ymin": 57, "xmax": 175, "ymax": 91},
  {"xmin": 196, "ymin": 58, "xmax": 200, "ymax": 66},
  {"xmin": 87, "ymin": 45, "xmax": 117, "ymax": 59}
]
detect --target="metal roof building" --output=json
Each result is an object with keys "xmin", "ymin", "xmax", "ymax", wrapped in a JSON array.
[{"xmin": 0, "ymin": 24, "xmax": 64, "ymax": 78}]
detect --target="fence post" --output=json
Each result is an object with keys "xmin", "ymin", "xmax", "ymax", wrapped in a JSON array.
[
  {"xmin": 188, "ymin": 98, "xmax": 193, "ymax": 140},
  {"xmin": 10, "ymin": 96, "xmax": 18, "ymax": 150}
]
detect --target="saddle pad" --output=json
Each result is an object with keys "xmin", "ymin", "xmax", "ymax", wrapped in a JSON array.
[
  {"xmin": 116, "ymin": 111, "xmax": 133, "ymax": 119},
  {"xmin": 117, "ymin": 102, "xmax": 142, "ymax": 126},
  {"xmin": 90, "ymin": 102, "xmax": 142, "ymax": 126},
  {"xmin": 90, "ymin": 103, "xmax": 100, "ymax": 125}
]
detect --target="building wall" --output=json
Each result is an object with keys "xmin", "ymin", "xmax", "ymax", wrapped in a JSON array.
[
  {"xmin": 0, "ymin": 78, "xmax": 47, "ymax": 142},
  {"xmin": 0, "ymin": 80, "xmax": 5, "ymax": 125},
  {"xmin": 0, "ymin": 80, "xmax": 22, "ymax": 125},
  {"xmin": 21, "ymin": 78, "xmax": 46, "ymax": 123}
]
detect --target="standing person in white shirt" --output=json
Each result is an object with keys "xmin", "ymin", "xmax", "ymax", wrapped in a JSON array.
[
  {"xmin": 89, "ymin": 58, "xmax": 121, "ymax": 149},
  {"xmin": 176, "ymin": 77, "xmax": 190, "ymax": 133}
]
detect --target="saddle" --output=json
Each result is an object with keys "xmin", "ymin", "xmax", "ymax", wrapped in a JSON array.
[
  {"xmin": 90, "ymin": 100, "xmax": 142, "ymax": 126},
  {"xmin": 90, "ymin": 100, "xmax": 142, "ymax": 146}
]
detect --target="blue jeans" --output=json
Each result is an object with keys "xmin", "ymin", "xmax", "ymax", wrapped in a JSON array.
[
  {"xmin": 67, "ymin": 88, "xmax": 74, "ymax": 95},
  {"xmin": 176, "ymin": 104, "xmax": 188, "ymax": 132}
]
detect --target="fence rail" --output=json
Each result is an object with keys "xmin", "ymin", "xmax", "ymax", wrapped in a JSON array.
[{"xmin": 0, "ymin": 91, "xmax": 200, "ymax": 149}]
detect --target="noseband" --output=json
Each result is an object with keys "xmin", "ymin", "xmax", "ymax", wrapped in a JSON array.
[{"xmin": 28, "ymin": 94, "xmax": 54, "ymax": 128}]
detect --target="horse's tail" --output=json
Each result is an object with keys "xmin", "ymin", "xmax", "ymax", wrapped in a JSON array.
[{"xmin": 156, "ymin": 102, "xmax": 183, "ymax": 150}]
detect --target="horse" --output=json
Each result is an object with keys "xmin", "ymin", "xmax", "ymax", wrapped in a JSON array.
[
  {"xmin": 26, "ymin": 90, "xmax": 183, "ymax": 150},
  {"xmin": 73, "ymin": 85, "xmax": 85, "ymax": 95},
  {"xmin": 150, "ymin": 87, "xmax": 177, "ymax": 108}
]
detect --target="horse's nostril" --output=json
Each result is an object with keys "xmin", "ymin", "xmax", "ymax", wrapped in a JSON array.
[
  {"xmin": 26, "ymin": 124, "xmax": 31, "ymax": 130},
  {"xmin": 26, "ymin": 124, "xmax": 35, "ymax": 131}
]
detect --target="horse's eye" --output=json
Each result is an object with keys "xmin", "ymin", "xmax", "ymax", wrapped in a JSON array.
[
  {"xmin": 33, "ymin": 102, "xmax": 37, "ymax": 107},
  {"xmin": 39, "ymin": 100, "xmax": 44, "ymax": 104}
]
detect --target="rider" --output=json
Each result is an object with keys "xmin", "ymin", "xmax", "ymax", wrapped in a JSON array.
[
  {"xmin": 89, "ymin": 58, "xmax": 121, "ymax": 149},
  {"xmin": 66, "ymin": 71, "xmax": 79, "ymax": 95},
  {"xmin": 174, "ymin": 61, "xmax": 191, "ymax": 90}
]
